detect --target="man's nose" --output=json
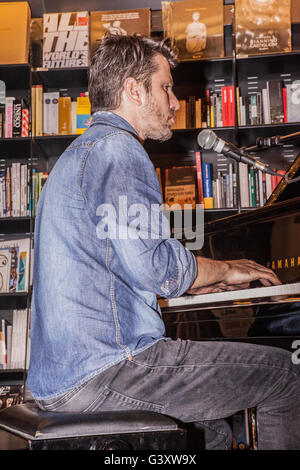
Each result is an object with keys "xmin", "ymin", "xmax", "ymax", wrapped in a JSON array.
[{"xmin": 170, "ymin": 91, "xmax": 180, "ymax": 111}]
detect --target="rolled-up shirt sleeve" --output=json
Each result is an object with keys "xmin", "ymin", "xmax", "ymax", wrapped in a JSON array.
[{"xmin": 81, "ymin": 131, "xmax": 197, "ymax": 298}]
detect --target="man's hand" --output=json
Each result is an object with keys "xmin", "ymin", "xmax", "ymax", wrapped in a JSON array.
[{"xmin": 187, "ymin": 257, "xmax": 281, "ymax": 295}]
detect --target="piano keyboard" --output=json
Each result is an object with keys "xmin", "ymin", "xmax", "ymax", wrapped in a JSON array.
[{"xmin": 159, "ymin": 282, "xmax": 300, "ymax": 309}]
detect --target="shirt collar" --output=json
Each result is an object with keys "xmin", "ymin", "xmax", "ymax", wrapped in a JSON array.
[{"xmin": 92, "ymin": 111, "xmax": 138, "ymax": 137}]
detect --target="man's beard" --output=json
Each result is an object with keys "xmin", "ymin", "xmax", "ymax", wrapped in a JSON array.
[{"xmin": 140, "ymin": 96, "xmax": 175, "ymax": 142}]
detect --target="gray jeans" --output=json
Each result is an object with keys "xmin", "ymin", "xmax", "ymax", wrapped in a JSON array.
[{"xmin": 35, "ymin": 339, "xmax": 300, "ymax": 450}]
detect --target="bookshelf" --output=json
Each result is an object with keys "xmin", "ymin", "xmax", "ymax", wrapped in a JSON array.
[{"xmin": 0, "ymin": 0, "xmax": 300, "ymax": 402}]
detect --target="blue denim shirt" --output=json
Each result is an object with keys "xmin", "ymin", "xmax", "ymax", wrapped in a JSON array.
[{"xmin": 27, "ymin": 112, "xmax": 197, "ymax": 399}]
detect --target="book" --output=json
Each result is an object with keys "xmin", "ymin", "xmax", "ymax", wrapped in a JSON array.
[
  {"xmin": 172, "ymin": 100, "xmax": 187, "ymax": 129},
  {"xmin": 162, "ymin": 0, "xmax": 224, "ymax": 61},
  {"xmin": 43, "ymin": 12, "xmax": 89, "ymax": 68},
  {"xmin": 164, "ymin": 166, "xmax": 197, "ymax": 209},
  {"xmin": 0, "ymin": 2, "xmax": 31, "ymax": 64},
  {"xmin": 35, "ymin": 85, "xmax": 43, "ymax": 136},
  {"xmin": 90, "ymin": 9, "xmax": 151, "ymax": 57},
  {"xmin": 76, "ymin": 96, "xmax": 91, "ymax": 134},
  {"xmin": 12, "ymin": 99, "xmax": 22, "ymax": 137},
  {"xmin": 286, "ymin": 81, "xmax": 300, "ymax": 123},
  {"xmin": 43, "ymin": 91, "xmax": 59, "ymax": 135},
  {"xmin": 201, "ymin": 162, "xmax": 213, "ymax": 209},
  {"xmin": 0, "ymin": 249, "xmax": 11, "ymax": 293},
  {"xmin": 267, "ymin": 80, "xmax": 284, "ymax": 124},
  {"xmin": 43, "ymin": 92, "xmax": 52, "ymax": 135},
  {"xmin": 50, "ymin": 91, "xmax": 59, "ymax": 135},
  {"xmin": 239, "ymin": 162, "xmax": 250, "ymax": 208},
  {"xmin": 10, "ymin": 309, "xmax": 28, "ymax": 370},
  {"xmin": 195, "ymin": 151, "xmax": 204, "ymax": 205},
  {"xmin": 235, "ymin": 0, "xmax": 292, "ymax": 57},
  {"xmin": 58, "ymin": 96, "xmax": 71, "ymax": 135},
  {"xmin": 31, "ymin": 85, "xmax": 37, "ymax": 137},
  {"xmin": 0, "ymin": 80, "xmax": 5, "ymax": 138},
  {"xmin": 0, "ymin": 238, "xmax": 31, "ymax": 293},
  {"xmin": 5, "ymin": 97, "xmax": 14, "ymax": 138}
]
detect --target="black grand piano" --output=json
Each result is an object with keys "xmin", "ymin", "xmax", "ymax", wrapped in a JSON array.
[{"xmin": 160, "ymin": 155, "xmax": 300, "ymax": 353}]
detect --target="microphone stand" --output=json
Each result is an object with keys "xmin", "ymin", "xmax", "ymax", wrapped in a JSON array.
[
  {"xmin": 231, "ymin": 11, "xmax": 241, "ymax": 214},
  {"xmin": 245, "ymin": 130, "xmax": 300, "ymax": 153}
]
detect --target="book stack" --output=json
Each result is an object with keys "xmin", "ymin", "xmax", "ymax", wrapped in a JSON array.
[
  {"xmin": 32, "ymin": 85, "xmax": 92, "ymax": 136},
  {"xmin": 237, "ymin": 80, "xmax": 300, "ymax": 126},
  {"xmin": 172, "ymin": 87, "xmax": 236, "ymax": 130},
  {"xmin": 238, "ymin": 162, "xmax": 285, "ymax": 208},
  {"xmin": 0, "ymin": 310, "xmax": 29, "ymax": 370},
  {"xmin": 0, "ymin": 164, "xmax": 48, "ymax": 218},
  {"xmin": 0, "ymin": 80, "xmax": 30, "ymax": 138},
  {"xmin": 156, "ymin": 153, "xmax": 285, "ymax": 212}
]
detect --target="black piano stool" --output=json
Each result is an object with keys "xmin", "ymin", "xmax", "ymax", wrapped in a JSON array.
[{"xmin": 0, "ymin": 402, "xmax": 186, "ymax": 450}]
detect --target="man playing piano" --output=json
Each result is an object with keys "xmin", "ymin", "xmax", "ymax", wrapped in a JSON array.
[{"xmin": 27, "ymin": 35, "xmax": 300, "ymax": 450}]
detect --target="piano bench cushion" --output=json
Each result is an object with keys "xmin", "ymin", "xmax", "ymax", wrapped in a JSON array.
[{"xmin": 0, "ymin": 402, "xmax": 186, "ymax": 450}]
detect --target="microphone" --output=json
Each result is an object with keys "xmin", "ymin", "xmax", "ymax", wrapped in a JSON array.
[{"xmin": 197, "ymin": 129, "xmax": 278, "ymax": 176}]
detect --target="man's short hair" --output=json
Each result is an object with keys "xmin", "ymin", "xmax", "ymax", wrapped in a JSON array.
[{"xmin": 88, "ymin": 35, "xmax": 178, "ymax": 114}]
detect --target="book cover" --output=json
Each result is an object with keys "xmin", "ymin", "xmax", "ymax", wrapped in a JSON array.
[
  {"xmin": 10, "ymin": 309, "xmax": 28, "ymax": 370},
  {"xmin": 43, "ymin": 12, "xmax": 89, "ymax": 68},
  {"xmin": 0, "ymin": 80, "xmax": 6, "ymax": 138},
  {"xmin": 21, "ymin": 104, "xmax": 30, "ymax": 137},
  {"xmin": 235, "ymin": 0, "xmax": 291, "ymax": 57},
  {"xmin": 11, "ymin": 162, "xmax": 21, "ymax": 217},
  {"xmin": 172, "ymin": 99, "xmax": 187, "ymax": 129},
  {"xmin": 58, "ymin": 96, "xmax": 71, "ymax": 135},
  {"xmin": 195, "ymin": 151, "xmax": 204, "ymax": 205},
  {"xmin": 201, "ymin": 162, "xmax": 213, "ymax": 209},
  {"xmin": 12, "ymin": 99, "xmax": 22, "ymax": 138},
  {"xmin": 49, "ymin": 91, "xmax": 59, "ymax": 135},
  {"xmin": 76, "ymin": 96, "xmax": 91, "ymax": 134},
  {"xmin": 0, "ymin": 243, "xmax": 18, "ymax": 293},
  {"xmin": 90, "ymin": 9, "xmax": 151, "ymax": 57},
  {"xmin": 286, "ymin": 81, "xmax": 300, "ymax": 123},
  {"xmin": 43, "ymin": 92, "xmax": 52, "ymax": 135},
  {"xmin": 0, "ymin": 2, "xmax": 31, "ymax": 64},
  {"xmin": 5, "ymin": 97, "xmax": 14, "ymax": 138},
  {"xmin": 164, "ymin": 166, "xmax": 197, "ymax": 209},
  {"xmin": 267, "ymin": 80, "xmax": 284, "ymax": 124},
  {"xmin": 162, "ymin": 0, "xmax": 224, "ymax": 61},
  {"xmin": 0, "ymin": 249, "xmax": 11, "ymax": 293},
  {"xmin": 35, "ymin": 85, "xmax": 43, "ymax": 136},
  {"xmin": 239, "ymin": 162, "xmax": 250, "ymax": 208}
]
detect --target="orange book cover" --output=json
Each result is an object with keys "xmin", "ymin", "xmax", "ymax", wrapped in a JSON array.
[
  {"xmin": 0, "ymin": 2, "xmax": 31, "ymax": 64},
  {"xmin": 58, "ymin": 97, "xmax": 71, "ymax": 135}
]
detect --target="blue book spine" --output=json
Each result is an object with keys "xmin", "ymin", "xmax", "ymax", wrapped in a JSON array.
[
  {"xmin": 201, "ymin": 163, "xmax": 212, "ymax": 198},
  {"xmin": 0, "ymin": 169, "xmax": 6, "ymax": 216}
]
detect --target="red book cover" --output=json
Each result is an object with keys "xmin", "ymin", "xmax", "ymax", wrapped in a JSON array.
[
  {"xmin": 222, "ymin": 86, "xmax": 228, "ymax": 127},
  {"xmin": 282, "ymin": 87, "xmax": 287, "ymax": 123},
  {"xmin": 195, "ymin": 151, "xmax": 204, "ymax": 205},
  {"xmin": 227, "ymin": 85, "xmax": 235, "ymax": 126}
]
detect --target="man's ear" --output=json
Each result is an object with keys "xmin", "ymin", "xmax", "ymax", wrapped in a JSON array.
[{"xmin": 123, "ymin": 77, "xmax": 145, "ymax": 107}]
